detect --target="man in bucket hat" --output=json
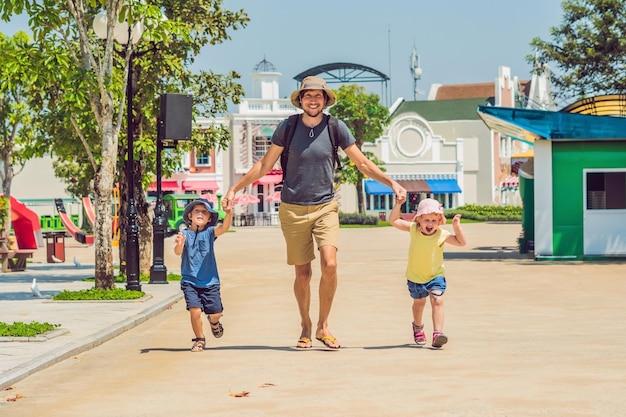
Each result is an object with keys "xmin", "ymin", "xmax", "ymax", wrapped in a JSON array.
[{"xmin": 223, "ymin": 76, "xmax": 406, "ymax": 349}]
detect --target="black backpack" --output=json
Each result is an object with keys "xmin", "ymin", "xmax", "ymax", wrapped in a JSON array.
[{"xmin": 279, "ymin": 114, "xmax": 343, "ymax": 182}]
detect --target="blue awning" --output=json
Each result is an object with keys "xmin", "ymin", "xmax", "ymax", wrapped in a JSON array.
[
  {"xmin": 425, "ymin": 179, "xmax": 462, "ymax": 193},
  {"xmin": 364, "ymin": 179, "xmax": 394, "ymax": 195},
  {"xmin": 477, "ymin": 105, "xmax": 626, "ymax": 144}
]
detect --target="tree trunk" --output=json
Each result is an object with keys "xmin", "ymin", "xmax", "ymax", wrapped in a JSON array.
[
  {"xmin": 117, "ymin": 136, "xmax": 153, "ymax": 277},
  {"xmin": 1, "ymin": 150, "xmax": 13, "ymax": 240},
  {"xmin": 93, "ymin": 123, "xmax": 116, "ymax": 290},
  {"xmin": 136, "ymin": 122, "xmax": 153, "ymax": 275},
  {"xmin": 356, "ymin": 178, "xmax": 365, "ymax": 214},
  {"xmin": 138, "ymin": 196, "xmax": 153, "ymax": 274}
]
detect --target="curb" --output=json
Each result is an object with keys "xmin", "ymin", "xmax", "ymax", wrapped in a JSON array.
[{"xmin": 0, "ymin": 292, "xmax": 182, "ymax": 391}]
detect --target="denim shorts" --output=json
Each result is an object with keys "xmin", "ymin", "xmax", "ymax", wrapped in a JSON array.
[
  {"xmin": 407, "ymin": 276, "xmax": 447, "ymax": 299},
  {"xmin": 181, "ymin": 281, "xmax": 223, "ymax": 315}
]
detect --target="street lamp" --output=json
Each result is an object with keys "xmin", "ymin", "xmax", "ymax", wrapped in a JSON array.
[
  {"xmin": 93, "ymin": 10, "xmax": 143, "ymax": 292},
  {"xmin": 149, "ymin": 104, "xmax": 168, "ymax": 284}
]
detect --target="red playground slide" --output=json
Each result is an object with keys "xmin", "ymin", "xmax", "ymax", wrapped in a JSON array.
[
  {"xmin": 82, "ymin": 196, "xmax": 96, "ymax": 227},
  {"xmin": 54, "ymin": 198, "xmax": 94, "ymax": 245},
  {"xmin": 10, "ymin": 196, "xmax": 42, "ymax": 249}
]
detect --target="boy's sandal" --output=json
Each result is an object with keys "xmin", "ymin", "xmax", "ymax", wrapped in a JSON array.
[
  {"xmin": 191, "ymin": 337, "xmax": 206, "ymax": 352},
  {"xmin": 209, "ymin": 321, "xmax": 224, "ymax": 338}
]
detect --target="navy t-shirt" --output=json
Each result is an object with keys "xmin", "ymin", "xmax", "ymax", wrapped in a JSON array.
[{"xmin": 272, "ymin": 115, "xmax": 355, "ymax": 205}]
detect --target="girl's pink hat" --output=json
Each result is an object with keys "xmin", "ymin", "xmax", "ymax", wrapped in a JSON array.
[{"xmin": 415, "ymin": 198, "xmax": 446, "ymax": 225}]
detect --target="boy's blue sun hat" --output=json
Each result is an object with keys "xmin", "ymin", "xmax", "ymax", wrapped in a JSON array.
[{"xmin": 183, "ymin": 198, "xmax": 218, "ymax": 226}]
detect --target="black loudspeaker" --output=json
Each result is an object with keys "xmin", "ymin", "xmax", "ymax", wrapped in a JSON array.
[{"xmin": 159, "ymin": 94, "xmax": 193, "ymax": 140}]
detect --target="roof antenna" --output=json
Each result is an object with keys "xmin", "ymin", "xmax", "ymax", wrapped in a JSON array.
[{"xmin": 410, "ymin": 43, "xmax": 422, "ymax": 100}]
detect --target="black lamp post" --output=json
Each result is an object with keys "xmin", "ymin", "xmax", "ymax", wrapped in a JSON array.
[
  {"xmin": 124, "ymin": 55, "xmax": 141, "ymax": 291},
  {"xmin": 149, "ymin": 117, "xmax": 167, "ymax": 284},
  {"xmin": 93, "ymin": 10, "xmax": 143, "ymax": 291}
]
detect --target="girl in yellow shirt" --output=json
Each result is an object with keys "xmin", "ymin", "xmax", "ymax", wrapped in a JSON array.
[{"xmin": 390, "ymin": 198, "xmax": 466, "ymax": 348}]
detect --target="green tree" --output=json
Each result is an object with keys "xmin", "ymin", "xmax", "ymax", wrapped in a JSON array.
[
  {"xmin": 0, "ymin": 31, "xmax": 49, "ymax": 238},
  {"xmin": 530, "ymin": 0, "xmax": 626, "ymax": 102},
  {"xmin": 95, "ymin": 2, "xmax": 247, "ymax": 275},
  {"xmin": 329, "ymin": 84, "xmax": 390, "ymax": 213},
  {"xmin": 0, "ymin": 1, "xmax": 248, "ymax": 288}
]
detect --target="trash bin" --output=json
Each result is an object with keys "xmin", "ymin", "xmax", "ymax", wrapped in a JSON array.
[
  {"xmin": 378, "ymin": 211, "xmax": 387, "ymax": 221},
  {"xmin": 45, "ymin": 232, "xmax": 66, "ymax": 263}
]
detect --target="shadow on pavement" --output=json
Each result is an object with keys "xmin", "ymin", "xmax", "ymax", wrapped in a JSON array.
[
  {"xmin": 0, "ymin": 291, "xmax": 57, "ymax": 301},
  {"xmin": 140, "ymin": 345, "xmax": 297, "ymax": 353}
]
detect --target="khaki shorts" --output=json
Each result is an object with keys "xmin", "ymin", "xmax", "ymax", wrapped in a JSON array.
[{"xmin": 279, "ymin": 200, "xmax": 339, "ymax": 265}]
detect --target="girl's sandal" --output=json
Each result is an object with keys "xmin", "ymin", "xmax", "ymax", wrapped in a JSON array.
[{"xmin": 191, "ymin": 337, "xmax": 206, "ymax": 352}]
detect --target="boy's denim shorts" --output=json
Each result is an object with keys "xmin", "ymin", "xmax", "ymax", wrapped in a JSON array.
[
  {"xmin": 181, "ymin": 281, "xmax": 223, "ymax": 315},
  {"xmin": 407, "ymin": 276, "xmax": 447, "ymax": 299}
]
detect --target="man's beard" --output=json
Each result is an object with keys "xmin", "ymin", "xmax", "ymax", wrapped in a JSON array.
[{"xmin": 303, "ymin": 106, "xmax": 323, "ymax": 118}]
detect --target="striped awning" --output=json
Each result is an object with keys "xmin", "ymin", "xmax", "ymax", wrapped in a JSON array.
[{"xmin": 501, "ymin": 175, "xmax": 519, "ymax": 189}]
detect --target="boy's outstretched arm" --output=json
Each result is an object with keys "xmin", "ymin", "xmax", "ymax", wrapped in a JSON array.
[{"xmin": 214, "ymin": 206, "xmax": 233, "ymax": 237}]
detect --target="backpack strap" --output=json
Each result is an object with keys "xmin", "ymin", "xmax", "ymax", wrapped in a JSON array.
[
  {"xmin": 279, "ymin": 114, "xmax": 300, "ymax": 183},
  {"xmin": 327, "ymin": 115, "xmax": 342, "ymax": 172}
]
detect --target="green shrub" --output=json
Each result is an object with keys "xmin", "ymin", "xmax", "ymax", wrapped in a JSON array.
[
  {"xmin": 338, "ymin": 205, "xmax": 521, "ymax": 226},
  {"xmin": 53, "ymin": 287, "xmax": 144, "ymax": 301},
  {"xmin": 114, "ymin": 272, "xmax": 182, "ymax": 283},
  {"xmin": 0, "ymin": 321, "xmax": 61, "ymax": 337},
  {"xmin": 444, "ymin": 205, "xmax": 521, "ymax": 222},
  {"xmin": 339, "ymin": 212, "xmax": 379, "ymax": 225}
]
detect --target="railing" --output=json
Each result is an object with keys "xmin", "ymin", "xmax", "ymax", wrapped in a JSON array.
[
  {"xmin": 239, "ymin": 99, "xmax": 296, "ymax": 113},
  {"xmin": 232, "ymin": 212, "xmax": 279, "ymax": 227}
]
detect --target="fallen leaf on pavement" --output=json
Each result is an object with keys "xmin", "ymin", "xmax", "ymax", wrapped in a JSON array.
[
  {"xmin": 7, "ymin": 393, "xmax": 24, "ymax": 402},
  {"xmin": 229, "ymin": 390, "xmax": 250, "ymax": 397},
  {"xmin": 258, "ymin": 383, "xmax": 276, "ymax": 388}
]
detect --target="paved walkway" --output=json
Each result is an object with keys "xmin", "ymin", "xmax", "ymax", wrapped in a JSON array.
[
  {"xmin": 0, "ymin": 242, "xmax": 182, "ymax": 390},
  {"xmin": 1, "ymin": 223, "xmax": 625, "ymax": 416}
]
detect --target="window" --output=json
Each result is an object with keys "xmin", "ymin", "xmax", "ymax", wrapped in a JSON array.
[
  {"xmin": 195, "ymin": 154, "xmax": 211, "ymax": 167},
  {"xmin": 373, "ymin": 195, "xmax": 387, "ymax": 210},
  {"xmin": 254, "ymin": 135, "xmax": 272, "ymax": 162},
  {"xmin": 586, "ymin": 171, "xmax": 626, "ymax": 210},
  {"xmin": 499, "ymin": 136, "xmax": 510, "ymax": 158}
]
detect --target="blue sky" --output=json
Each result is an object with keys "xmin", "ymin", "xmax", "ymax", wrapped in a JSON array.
[{"xmin": 4, "ymin": 1, "xmax": 564, "ymax": 103}]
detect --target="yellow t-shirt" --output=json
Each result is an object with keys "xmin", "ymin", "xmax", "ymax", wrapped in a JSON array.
[{"xmin": 405, "ymin": 223, "xmax": 451, "ymax": 284}]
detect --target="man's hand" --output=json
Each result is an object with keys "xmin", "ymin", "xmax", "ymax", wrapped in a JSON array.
[
  {"xmin": 222, "ymin": 190, "xmax": 235, "ymax": 211},
  {"xmin": 392, "ymin": 183, "xmax": 407, "ymax": 202}
]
